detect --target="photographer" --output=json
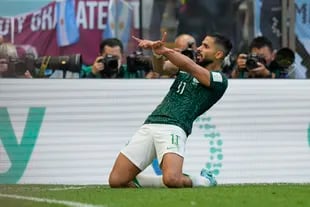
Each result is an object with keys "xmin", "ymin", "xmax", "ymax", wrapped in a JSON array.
[
  {"xmin": 0, "ymin": 43, "xmax": 32, "ymax": 78},
  {"xmin": 81, "ymin": 38, "xmax": 144, "ymax": 79},
  {"xmin": 231, "ymin": 36, "xmax": 276, "ymax": 78}
]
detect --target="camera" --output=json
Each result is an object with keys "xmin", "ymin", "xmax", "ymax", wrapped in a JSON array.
[
  {"xmin": 269, "ymin": 47, "xmax": 295, "ymax": 78},
  {"xmin": 99, "ymin": 54, "xmax": 119, "ymax": 76},
  {"xmin": 245, "ymin": 53, "xmax": 266, "ymax": 70},
  {"xmin": 272, "ymin": 47, "xmax": 295, "ymax": 69},
  {"xmin": 126, "ymin": 51, "xmax": 152, "ymax": 73},
  {"xmin": 7, "ymin": 54, "xmax": 82, "ymax": 77},
  {"xmin": 181, "ymin": 41, "xmax": 196, "ymax": 60}
]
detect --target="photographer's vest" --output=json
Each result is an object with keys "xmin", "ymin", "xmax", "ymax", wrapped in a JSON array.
[{"xmin": 144, "ymin": 70, "xmax": 228, "ymax": 136}]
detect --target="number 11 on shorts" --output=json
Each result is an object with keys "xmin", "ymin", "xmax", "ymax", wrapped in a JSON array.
[{"xmin": 171, "ymin": 134, "xmax": 179, "ymax": 146}]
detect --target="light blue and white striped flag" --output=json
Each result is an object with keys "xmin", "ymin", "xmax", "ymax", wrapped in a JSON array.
[
  {"xmin": 56, "ymin": 0, "xmax": 80, "ymax": 47},
  {"xmin": 295, "ymin": 0, "xmax": 310, "ymax": 51},
  {"xmin": 103, "ymin": 0, "xmax": 133, "ymax": 50}
]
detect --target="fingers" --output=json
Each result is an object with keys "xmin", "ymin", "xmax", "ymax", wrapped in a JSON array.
[
  {"xmin": 257, "ymin": 62, "xmax": 264, "ymax": 67},
  {"xmin": 132, "ymin": 32, "xmax": 168, "ymax": 50},
  {"xmin": 152, "ymin": 41, "xmax": 163, "ymax": 49},
  {"xmin": 251, "ymin": 63, "xmax": 264, "ymax": 71},
  {"xmin": 132, "ymin": 36, "xmax": 141, "ymax": 42},
  {"xmin": 238, "ymin": 54, "xmax": 247, "ymax": 59},
  {"xmin": 161, "ymin": 32, "xmax": 167, "ymax": 43},
  {"xmin": 250, "ymin": 67, "xmax": 263, "ymax": 72}
]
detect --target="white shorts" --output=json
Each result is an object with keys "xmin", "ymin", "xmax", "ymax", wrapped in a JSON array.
[{"xmin": 121, "ymin": 124, "xmax": 188, "ymax": 171}]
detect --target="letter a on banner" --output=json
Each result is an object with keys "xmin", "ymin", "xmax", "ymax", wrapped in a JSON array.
[{"xmin": 56, "ymin": 0, "xmax": 80, "ymax": 47}]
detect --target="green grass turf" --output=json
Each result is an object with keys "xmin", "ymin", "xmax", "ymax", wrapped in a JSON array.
[{"xmin": 0, "ymin": 184, "xmax": 309, "ymax": 207}]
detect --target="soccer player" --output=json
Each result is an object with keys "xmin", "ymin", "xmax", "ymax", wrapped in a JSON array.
[{"xmin": 109, "ymin": 32, "xmax": 232, "ymax": 188}]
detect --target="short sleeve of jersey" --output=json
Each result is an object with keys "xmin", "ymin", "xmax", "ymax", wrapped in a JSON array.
[{"xmin": 209, "ymin": 71, "xmax": 228, "ymax": 89}]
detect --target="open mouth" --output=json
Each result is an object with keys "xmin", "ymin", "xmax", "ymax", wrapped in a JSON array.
[{"xmin": 196, "ymin": 53, "xmax": 202, "ymax": 61}]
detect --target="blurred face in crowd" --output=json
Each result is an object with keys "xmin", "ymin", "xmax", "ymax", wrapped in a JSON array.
[
  {"xmin": 174, "ymin": 34, "xmax": 196, "ymax": 52},
  {"xmin": 251, "ymin": 46, "xmax": 274, "ymax": 66},
  {"xmin": 196, "ymin": 36, "xmax": 224, "ymax": 67},
  {"xmin": 101, "ymin": 45, "xmax": 123, "ymax": 69}
]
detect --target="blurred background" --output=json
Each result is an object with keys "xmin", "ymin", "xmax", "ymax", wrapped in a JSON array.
[{"xmin": 0, "ymin": 0, "xmax": 309, "ymax": 78}]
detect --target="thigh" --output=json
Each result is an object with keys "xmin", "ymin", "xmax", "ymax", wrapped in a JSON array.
[
  {"xmin": 121, "ymin": 125, "xmax": 156, "ymax": 170},
  {"xmin": 153, "ymin": 124, "xmax": 187, "ymax": 165},
  {"xmin": 161, "ymin": 152, "xmax": 184, "ymax": 176}
]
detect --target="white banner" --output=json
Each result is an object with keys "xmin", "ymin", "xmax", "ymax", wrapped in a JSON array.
[{"xmin": 0, "ymin": 79, "xmax": 310, "ymax": 184}]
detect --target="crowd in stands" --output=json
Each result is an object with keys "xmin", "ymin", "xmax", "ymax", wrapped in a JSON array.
[{"xmin": 0, "ymin": 33, "xmax": 306, "ymax": 79}]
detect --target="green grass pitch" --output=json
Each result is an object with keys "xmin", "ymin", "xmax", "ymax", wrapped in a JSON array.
[{"xmin": 0, "ymin": 184, "xmax": 309, "ymax": 207}]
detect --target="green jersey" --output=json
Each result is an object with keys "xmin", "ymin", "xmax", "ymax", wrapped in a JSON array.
[{"xmin": 144, "ymin": 70, "xmax": 228, "ymax": 136}]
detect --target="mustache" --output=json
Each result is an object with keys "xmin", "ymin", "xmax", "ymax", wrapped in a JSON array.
[{"xmin": 196, "ymin": 52, "xmax": 212, "ymax": 67}]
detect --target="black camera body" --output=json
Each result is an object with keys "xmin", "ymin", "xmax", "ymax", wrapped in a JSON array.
[
  {"xmin": 181, "ymin": 48, "xmax": 196, "ymax": 60},
  {"xmin": 100, "ymin": 54, "xmax": 119, "ymax": 76},
  {"xmin": 126, "ymin": 51, "xmax": 152, "ymax": 73},
  {"xmin": 7, "ymin": 55, "xmax": 36, "ymax": 77},
  {"xmin": 245, "ymin": 53, "xmax": 266, "ymax": 70},
  {"xmin": 6, "ymin": 54, "xmax": 82, "ymax": 77},
  {"xmin": 181, "ymin": 41, "xmax": 196, "ymax": 60}
]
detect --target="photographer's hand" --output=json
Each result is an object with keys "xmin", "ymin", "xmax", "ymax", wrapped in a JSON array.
[
  {"xmin": 250, "ymin": 62, "xmax": 274, "ymax": 78},
  {"xmin": 92, "ymin": 56, "xmax": 104, "ymax": 75},
  {"xmin": 231, "ymin": 53, "xmax": 247, "ymax": 78},
  {"xmin": 236, "ymin": 54, "xmax": 247, "ymax": 70}
]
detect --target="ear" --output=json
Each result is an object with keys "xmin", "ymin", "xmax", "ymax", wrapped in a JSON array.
[{"xmin": 215, "ymin": 50, "xmax": 224, "ymax": 60}]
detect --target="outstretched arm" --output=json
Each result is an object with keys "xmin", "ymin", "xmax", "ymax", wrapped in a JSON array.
[
  {"xmin": 132, "ymin": 34, "xmax": 172, "ymax": 75},
  {"xmin": 133, "ymin": 33, "xmax": 212, "ymax": 87}
]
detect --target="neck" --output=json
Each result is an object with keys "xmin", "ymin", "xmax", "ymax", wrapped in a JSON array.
[{"xmin": 205, "ymin": 62, "xmax": 222, "ymax": 71}]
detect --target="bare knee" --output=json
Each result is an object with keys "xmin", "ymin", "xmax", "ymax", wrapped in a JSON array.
[
  {"xmin": 162, "ymin": 173, "xmax": 183, "ymax": 188},
  {"xmin": 108, "ymin": 153, "xmax": 141, "ymax": 188},
  {"xmin": 109, "ymin": 172, "xmax": 128, "ymax": 188}
]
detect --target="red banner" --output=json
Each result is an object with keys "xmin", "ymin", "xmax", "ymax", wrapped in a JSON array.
[{"xmin": 0, "ymin": 0, "xmax": 140, "ymax": 65}]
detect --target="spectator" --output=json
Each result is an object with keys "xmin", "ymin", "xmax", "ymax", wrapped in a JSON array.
[{"xmin": 81, "ymin": 38, "xmax": 145, "ymax": 78}]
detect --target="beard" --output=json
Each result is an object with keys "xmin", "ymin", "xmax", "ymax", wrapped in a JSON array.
[
  {"xmin": 196, "ymin": 52, "xmax": 213, "ymax": 67},
  {"xmin": 197, "ymin": 58, "xmax": 213, "ymax": 67}
]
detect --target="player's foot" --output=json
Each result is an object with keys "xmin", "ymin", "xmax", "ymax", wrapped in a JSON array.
[
  {"xmin": 132, "ymin": 177, "xmax": 142, "ymax": 188},
  {"xmin": 200, "ymin": 168, "xmax": 217, "ymax": 187}
]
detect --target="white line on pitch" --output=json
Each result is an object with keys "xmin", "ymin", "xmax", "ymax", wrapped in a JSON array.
[
  {"xmin": 0, "ymin": 193, "xmax": 106, "ymax": 207},
  {"xmin": 48, "ymin": 186, "xmax": 88, "ymax": 191}
]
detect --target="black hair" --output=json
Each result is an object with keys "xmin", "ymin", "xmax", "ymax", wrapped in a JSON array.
[
  {"xmin": 209, "ymin": 33, "xmax": 232, "ymax": 57},
  {"xmin": 99, "ymin": 38, "xmax": 124, "ymax": 54},
  {"xmin": 249, "ymin": 36, "xmax": 273, "ymax": 52}
]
